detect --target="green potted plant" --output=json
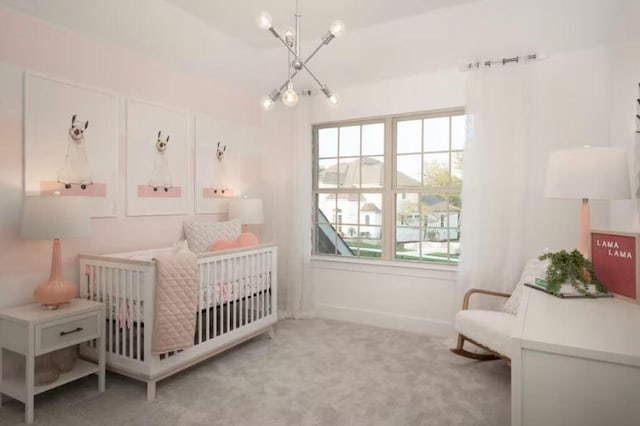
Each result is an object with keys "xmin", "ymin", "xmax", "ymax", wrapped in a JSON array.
[{"xmin": 538, "ymin": 249, "xmax": 608, "ymax": 297}]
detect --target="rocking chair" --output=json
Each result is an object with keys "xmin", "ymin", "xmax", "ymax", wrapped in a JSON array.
[
  {"xmin": 450, "ymin": 288, "xmax": 515, "ymax": 363},
  {"xmin": 450, "ymin": 258, "xmax": 549, "ymax": 363}
]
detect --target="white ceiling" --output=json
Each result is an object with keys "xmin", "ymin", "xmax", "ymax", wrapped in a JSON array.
[
  {"xmin": 165, "ymin": 0, "xmax": 476, "ymax": 48},
  {"xmin": 0, "ymin": 0, "xmax": 623, "ymax": 98}
]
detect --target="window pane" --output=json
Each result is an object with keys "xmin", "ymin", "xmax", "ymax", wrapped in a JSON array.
[
  {"xmin": 421, "ymin": 191, "xmax": 449, "ymax": 263},
  {"xmin": 318, "ymin": 158, "xmax": 338, "ymax": 189},
  {"xmin": 356, "ymin": 226, "xmax": 382, "ymax": 258},
  {"xmin": 315, "ymin": 194, "xmax": 337, "ymax": 254},
  {"xmin": 362, "ymin": 123, "xmax": 384, "ymax": 156},
  {"xmin": 449, "ymin": 191, "xmax": 462, "ymax": 214},
  {"xmin": 315, "ymin": 193, "xmax": 336, "ymax": 254},
  {"xmin": 423, "ymin": 117, "xmax": 449, "ymax": 152},
  {"xmin": 395, "ymin": 227, "xmax": 420, "ymax": 261},
  {"xmin": 356, "ymin": 193, "xmax": 382, "ymax": 257},
  {"xmin": 339, "ymin": 126, "xmax": 360, "ymax": 157},
  {"xmin": 396, "ymin": 192, "xmax": 420, "ymax": 227},
  {"xmin": 451, "ymin": 115, "xmax": 466, "ymax": 151},
  {"xmin": 451, "ymin": 151, "xmax": 463, "ymax": 189},
  {"xmin": 317, "ymin": 193, "xmax": 337, "ymax": 227},
  {"xmin": 338, "ymin": 159, "xmax": 356, "ymax": 188},
  {"xmin": 360, "ymin": 193, "xmax": 382, "ymax": 226},
  {"xmin": 361, "ymin": 156, "xmax": 384, "ymax": 188},
  {"xmin": 397, "ymin": 119, "xmax": 421, "ymax": 154},
  {"xmin": 397, "ymin": 154, "xmax": 422, "ymax": 187},
  {"xmin": 318, "ymin": 128, "xmax": 338, "ymax": 158},
  {"xmin": 423, "ymin": 153, "xmax": 449, "ymax": 188}
]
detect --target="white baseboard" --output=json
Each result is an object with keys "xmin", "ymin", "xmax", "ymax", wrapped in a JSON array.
[{"xmin": 315, "ymin": 303, "xmax": 453, "ymax": 337}]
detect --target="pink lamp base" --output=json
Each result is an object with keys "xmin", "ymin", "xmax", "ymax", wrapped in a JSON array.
[
  {"xmin": 34, "ymin": 239, "xmax": 77, "ymax": 308},
  {"xmin": 578, "ymin": 198, "xmax": 591, "ymax": 259}
]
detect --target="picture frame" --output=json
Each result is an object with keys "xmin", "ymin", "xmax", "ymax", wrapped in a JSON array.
[
  {"xmin": 24, "ymin": 72, "xmax": 119, "ymax": 217},
  {"xmin": 590, "ymin": 230, "xmax": 640, "ymax": 303},
  {"xmin": 194, "ymin": 113, "xmax": 233, "ymax": 214},
  {"xmin": 125, "ymin": 98, "xmax": 191, "ymax": 216}
]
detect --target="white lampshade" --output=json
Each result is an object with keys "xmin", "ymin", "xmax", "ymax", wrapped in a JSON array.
[
  {"xmin": 228, "ymin": 198, "xmax": 264, "ymax": 225},
  {"xmin": 20, "ymin": 195, "xmax": 91, "ymax": 240},
  {"xmin": 544, "ymin": 146, "xmax": 631, "ymax": 200}
]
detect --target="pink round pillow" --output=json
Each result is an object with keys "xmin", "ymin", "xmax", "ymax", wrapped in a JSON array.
[
  {"xmin": 210, "ymin": 239, "xmax": 237, "ymax": 251},
  {"xmin": 236, "ymin": 232, "xmax": 258, "ymax": 247}
]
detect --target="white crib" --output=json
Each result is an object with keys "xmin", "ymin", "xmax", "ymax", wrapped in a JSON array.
[{"xmin": 78, "ymin": 243, "xmax": 277, "ymax": 400}]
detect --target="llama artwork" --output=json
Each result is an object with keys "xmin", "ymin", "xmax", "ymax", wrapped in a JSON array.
[
  {"xmin": 58, "ymin": 114, "xmax": 93, "ymax": 189},
  {"xmin": 148, "ymin": 131, "xmax": 172, "ymax": 192},
  {"xmin": 202, "ymin": 141, "xmax": 231, "ymax": 198}
]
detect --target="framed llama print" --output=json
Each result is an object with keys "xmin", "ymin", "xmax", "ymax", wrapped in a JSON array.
[
  {"xmin": 24, "ymin": 73, "xmax": 118, "ymax": 217},
  {"xmin": 126, "ymin": 98, "xmax": 191, "ymax": 216},
  {"xmin": 194, "ymin": 113, "xmax": 233, "ymax": 214}
]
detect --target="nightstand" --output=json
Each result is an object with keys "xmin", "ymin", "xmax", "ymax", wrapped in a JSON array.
[{"xmin": 0, "ymin": 298, "xmax": 105, "ymax": 424}]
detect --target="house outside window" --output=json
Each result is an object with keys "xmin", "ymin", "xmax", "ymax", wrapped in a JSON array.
[{"xmin": 313, "ymin": 108, "xmax": 465, "ymax": 265}]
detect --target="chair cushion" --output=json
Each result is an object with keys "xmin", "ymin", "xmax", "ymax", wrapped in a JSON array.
[
  {"xmin": 454, "ymin": 310, "xmax": 516, "ymax": 358},
  {"xmin": 502, "ymin": 257, "xmax": 550, "ymax": 314}
]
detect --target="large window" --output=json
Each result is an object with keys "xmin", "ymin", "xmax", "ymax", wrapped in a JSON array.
[{"xmin": 313, "ymin": 108, "xmax": 465, "ymax": 265}]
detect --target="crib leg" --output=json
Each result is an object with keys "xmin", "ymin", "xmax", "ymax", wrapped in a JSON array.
[
  {"xmin": 147, "ymin": 380, "xmax": 157, "ymax": 401},
  {"xmin": 267, "ymin": 326, "xmax": 274, "ymax": 340}
]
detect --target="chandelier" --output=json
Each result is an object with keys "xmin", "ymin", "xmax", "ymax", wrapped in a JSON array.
[{"xmin": 257, "ymin": 1, "xmax": 344, "ymax": 110}]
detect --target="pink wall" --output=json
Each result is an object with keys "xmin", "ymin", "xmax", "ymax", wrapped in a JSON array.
[{"xmin": 0, "ymin": 7, "xmax": 266, "ymax": 308}]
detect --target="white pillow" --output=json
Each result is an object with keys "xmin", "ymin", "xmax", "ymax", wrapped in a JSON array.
[
  {"xmin": 502, "ymin": 257, "xmax": 550, "ymax": 315},
  {"xmin": 183, "ymin": 219, "xmax": 241, "ymax": 254}
]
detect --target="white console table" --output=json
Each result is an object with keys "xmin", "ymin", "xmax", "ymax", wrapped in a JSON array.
[{"xmin": 511, "ymin": 287, "xmax": 640, "ymax": 426}]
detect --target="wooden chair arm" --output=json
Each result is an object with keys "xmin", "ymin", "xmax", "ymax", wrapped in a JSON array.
[{"xmin": 462, "ymin": 288, "xmax": 511, "ymax": 310}]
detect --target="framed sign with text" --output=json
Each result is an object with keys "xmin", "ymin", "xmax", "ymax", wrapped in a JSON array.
[{"xmin": 590, "ymin": 230, "xmax": 640, "ymax": 303}]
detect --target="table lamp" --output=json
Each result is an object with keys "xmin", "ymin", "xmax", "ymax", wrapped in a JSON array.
[
  {"xmin": 20, "ymin": 195, "xmax": 91, "ymax": 308},
  {"xmin": 228, "ymin": 198, "xmax": 264, "ymax": 246},
  {"xmin": 544, "ymin": 146, "xmax": 631, "ymax": 258}
]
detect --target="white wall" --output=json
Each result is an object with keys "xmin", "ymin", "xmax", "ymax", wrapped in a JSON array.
[
  {"xmin": 0, "ymin": 7, "xmax": 270, "ymax": 308},
  {"xmin": 299, "ymin": 46, "xmax": 613, "ymax": 336},
  {"xmin": 609, "ymin": 0, "xmax": 640, "ymax": 231}
]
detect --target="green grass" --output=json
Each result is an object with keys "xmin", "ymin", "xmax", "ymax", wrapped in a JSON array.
[{"xmin": 346, "ymin": 241, "xmax": 382, "ymax": 249}]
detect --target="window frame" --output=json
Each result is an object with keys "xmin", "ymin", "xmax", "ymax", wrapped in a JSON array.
[{"xmin": 312, "ymin": 107, "xmax": 465, "ymax": 265}]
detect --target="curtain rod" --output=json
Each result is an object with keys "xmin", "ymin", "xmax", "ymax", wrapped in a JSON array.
[{"xmin": 460, "ymin": 51, "xmax": 547, "ymax": 72}]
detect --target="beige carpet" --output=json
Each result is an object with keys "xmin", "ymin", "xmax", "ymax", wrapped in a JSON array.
[{"xmin": 0, "ymin": 319, "xmax": 510, "ymax": 425}]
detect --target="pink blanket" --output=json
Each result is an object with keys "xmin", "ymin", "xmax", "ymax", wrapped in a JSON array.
[{"xmin": 151, "ymin": 250, "xmax": 198, "ymax": 354}]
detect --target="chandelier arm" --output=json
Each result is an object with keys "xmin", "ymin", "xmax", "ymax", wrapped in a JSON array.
[
  {"xmin": 300, "ymin": 65, "xmax": 326, "ymax": 90},
  {"xmin": 267, "ymin": 30, "xmax": 329, "ymax": 90},
  {"xmin": 274, "ymin": 64, "xmax": 305, "ymax": 93},
  {"xmin": 301, "ymin": 38, "xmax": 330, "ymax": 67}
]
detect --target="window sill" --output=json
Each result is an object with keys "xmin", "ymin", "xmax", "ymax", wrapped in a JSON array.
[{"xmin": 310, "ymin": 255, "xmax": 457, "ymax": 280}]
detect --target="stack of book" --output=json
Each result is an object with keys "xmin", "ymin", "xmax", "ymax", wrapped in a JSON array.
[{"xmin": 525, "ymin": 277, "xmax": 613, "ymax": 299}]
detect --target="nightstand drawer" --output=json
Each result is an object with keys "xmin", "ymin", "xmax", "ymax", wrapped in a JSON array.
[{"xmin": 36, "ymin": 312, "xmax": 99, "ymax": 355}]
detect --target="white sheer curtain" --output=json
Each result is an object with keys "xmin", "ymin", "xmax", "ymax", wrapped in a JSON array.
[
  {"xmin": 275, "ymin": 105, "xmax": 316, "ymax": 319},
  {"xmin": 457, "ymin": 65, "xmax": 535, "ymax": 295}
]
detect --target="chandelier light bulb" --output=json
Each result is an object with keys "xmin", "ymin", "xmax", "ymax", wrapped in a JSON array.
[
  {"xmin": 328, "ymin": 93, "xmax": 340, "ymax": 105},
  {"xmin": 284, "ymin": 27, "xmax": 295, "ymax": 46},
  {"xmin": 282, "ymin": 84, "xmax": 299, "ymax": 107},
  {"xmin": 329, "ymin": 20, "xmax": 345, "ymax": 37},
  {"xmin": 257, "ymin": 11, "xmax": 272, "ymax": 30},
  {"xmin": 260, "ymin": 95, "xmax": 275, "ymax": 111}
]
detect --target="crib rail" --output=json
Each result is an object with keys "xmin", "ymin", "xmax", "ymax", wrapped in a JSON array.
[{"xmin": 78, "ymin": 245, "xmax": 277, "ymax": 376}]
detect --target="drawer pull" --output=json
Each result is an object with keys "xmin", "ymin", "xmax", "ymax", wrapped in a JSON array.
[{"xmin": 60, "ymin": 327, "xmax": 84, "ymax": 336}]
